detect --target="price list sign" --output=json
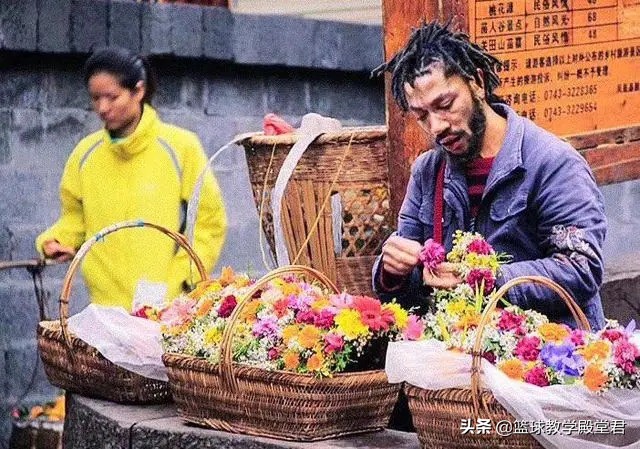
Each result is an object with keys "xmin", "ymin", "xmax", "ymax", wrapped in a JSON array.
[{"xmin": 469, "ymin": 0, "xmax": 640, "ymax": 134}]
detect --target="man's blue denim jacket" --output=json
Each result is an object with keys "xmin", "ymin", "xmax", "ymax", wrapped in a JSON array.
[{"xmin": 373, "ymin": 104, "xmax": 607, "ymax": 330}]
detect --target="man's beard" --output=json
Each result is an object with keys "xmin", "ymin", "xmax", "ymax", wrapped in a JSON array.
[{"xmin": 448, "ymin": 96, "xmax": 487, "ymax": 166}]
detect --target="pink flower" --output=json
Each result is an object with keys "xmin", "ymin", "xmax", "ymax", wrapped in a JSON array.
[
  {"xmin": 314, "ymin": 309, "xmax": 335, "ymax": 329},
  {"xmin": 497, "ymin": 310, "xmax": 525, "ymax": 332},
  {"xmin": 514, "ymin": 336, "xmax": 541, "ymax": 361},
  {"xmin": 613, "ymin": 340, "xmax": 639, "ymax": 374},
  {"xmin": 524, "ymin": 366, "xmax": 550, "ymax": 387},
  {"xmin": 466, "ymin": 268, "xmax": 495, "ymax": 294},
  {"xmin": 569, "ymin": 329, "xmax": 586, "ymax": 346},
  {"xmin": 324, "ymin": 333, "xmax": 345, "ymax": 354},
  {"xmin": 218, "ymin": 295, "xmax": 237, "ymax": 318},
  {"xmin": 296, "ymin": 310, "xmax": 316, "ymax": 324},
  {"xmin": 419, "ymin": 239, "xmax": 446, "ymax": 270},
  {"xmin": 402, "ymin": 315, "xmax": 425, "ymax": 341},
  {"xmin": 329, "ymin": 292, "xmax": 354, "ymax": 310},
  {"xmin": 467, "ymin": 238, "xmax": 494, "ymax": 255},
  {"xmin": 159, "ymin": 297, "xmax": 196, "ymax": 327}
]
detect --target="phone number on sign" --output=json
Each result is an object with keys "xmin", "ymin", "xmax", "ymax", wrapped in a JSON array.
[
  {"xmin": 543, "ymin": 102, "xmax": 598, "ymax": 122},
  {"xmin": 460, "ymin": 418, "xmax": 626, "ymax": 436}
]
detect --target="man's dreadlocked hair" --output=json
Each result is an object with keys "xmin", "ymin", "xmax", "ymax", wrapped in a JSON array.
[{"xmin": 372, "ymin": 20, "xmax": 503, "ymax": 111}]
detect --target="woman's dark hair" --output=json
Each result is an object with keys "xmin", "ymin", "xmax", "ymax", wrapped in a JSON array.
[
  {"xmin": 84, "ymin": 47, "xmax": 157, "ymax": 104},
  {"xmin": 372, "ymin": 20, "xmax": 503, "ymax": 110}
]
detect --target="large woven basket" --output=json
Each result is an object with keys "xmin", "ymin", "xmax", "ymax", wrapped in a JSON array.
[
  {"xmin": 163, "ymin": 265, "xmax": 401, "ymax": 441},
  {"xmin": 37, "ymin": 220, "xmax": 209, "ymax": 404},
  {"xmin": 406, "ymin": 276, "xmax": 592, "ymax": 449},
  {"xmin": 240, "ymin": 127, "xmax": 391, "ymax": 296}
]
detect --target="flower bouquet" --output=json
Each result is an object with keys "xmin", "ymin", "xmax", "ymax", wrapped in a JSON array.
[
  {"xmin": 387, "ymin": 232, "xmax": 640, "ymax": 449},
  {"xmin": 162, "ymin": 265, "xmax": 422, "ymax": 441}
]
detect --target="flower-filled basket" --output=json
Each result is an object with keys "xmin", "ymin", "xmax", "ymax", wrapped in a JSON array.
[
  {"xmin": 37, "ymin": 220, "xmax": 209, "ymax": 404},
  {"xmin": 162, "ymin": 265, "xmax": 407, "ymax": 441},
  {"xmin": 405, "ymin": 276, "xmax": 596, "ymax": 449}
]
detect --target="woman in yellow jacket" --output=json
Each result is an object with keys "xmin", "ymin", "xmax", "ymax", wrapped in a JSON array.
[{"xmin": 36, "ymin": 47, "xmax": 227, "ymax": 310}]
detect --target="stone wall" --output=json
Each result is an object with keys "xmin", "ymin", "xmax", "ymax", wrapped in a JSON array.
[{"xmin": 0, "ymin": 1, "xmax": 384, "ymax": 443}]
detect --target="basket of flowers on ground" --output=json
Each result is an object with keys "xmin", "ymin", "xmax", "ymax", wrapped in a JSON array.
[
  {"xmin": 37, "ymin": 220, "xmax": 209, "ymax": 404},
  {"xmin": 386, "ymin": 232, "xmax": 640, "ymax": 449},
  {"xmin": 161, "ymin": 264, "xmax": 424, "ymax": 441}
]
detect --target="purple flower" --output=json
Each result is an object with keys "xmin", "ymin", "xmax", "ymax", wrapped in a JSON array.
[
  {"xmin": 252, "ymin": 315, "xmax": 279, "ymax": 338},
  {"xmin": 419, "ymin": 239, "xmax": 446, "ymax": 270},
  {"xmin": 467, "ymin": 238, "xmax": 494, "ymax": 255},
  {"xmin": 540, "ymin": 342, "xmax": 584, "ymax": 377}
]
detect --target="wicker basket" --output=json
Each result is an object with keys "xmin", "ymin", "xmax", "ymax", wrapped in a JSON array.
[
  {"xmin": 163, "ymin": 265, "xmax": 401, "ymax": 441},
  {"xmin": 37, "ymin": 220, "xmax": 209, "ymax": 404},
  {"xmin": 240, "ymin": 127, "xmax": 391, "ymax": 296},
  {"xmin": 406, "ymin": 276, "xmax": 592, "ymax": 449}
]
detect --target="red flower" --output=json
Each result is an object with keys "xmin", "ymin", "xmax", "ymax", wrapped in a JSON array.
[
  {"xmin": 218, "ymin": 295, "xmax": 237, "ymax": 318},
  {"xmin": 482, "ymin": 351, "xmax": 496, "ymax": 364},
  {"xmin": 497, "ymin": 310, "xmax": 525, "ymax": 332},
  {"xmin": 324, "ymin": 333, "xmax": 345, "ymax": 354},
  {"xmin": 467, "ymin": 238, "xmax": 494, "ymax": 255},
  {"xmin": 352, "ymin": 296, "xmax": 394, "ymax": 331},
  {"xmin": 514, "ymin": 336, "xmax": 541, "ymax": 361},
  {"xmin": 268, "ymin": 347, "xmax": 280, "ymax": 360},
  {"xmin": 466, "ymin": 268, "xmax": 495, "ymax": 294},
  {"xmin": 601, "ymin": 329, "xmax": 626, "ymax": 343},
  {"xmin": 524, "ymin": 365, "xmax": 550, "ymax": 387},
  {"xmin": 132, "ymin": 305, "xmax": 152, "ymax": 319}
]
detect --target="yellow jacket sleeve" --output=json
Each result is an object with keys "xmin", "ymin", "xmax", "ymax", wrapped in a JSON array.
[
  {"xmin": 35, "ymin": 149, "xmax": 86, "ymax": 255},
  {"xmin": 166, "ymin": 136, "xmax": 227, "ymax": 296}
]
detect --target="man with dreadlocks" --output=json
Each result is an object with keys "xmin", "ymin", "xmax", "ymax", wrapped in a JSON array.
[{"xmin": 372, "ymin": 21, "xmax": 607, "ymax": 330}]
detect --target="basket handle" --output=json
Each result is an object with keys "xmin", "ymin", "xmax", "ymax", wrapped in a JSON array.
[
  {"xmin": 470, "ymin": 275, "xmax": 591, "ymax": 418},
  {"xmin": 59, "ymin": 220, "xmax": 209, "ymax": 360},
  {"xmin": 218, "ymin": 265, "xmax": 340, "ymax": 390}
]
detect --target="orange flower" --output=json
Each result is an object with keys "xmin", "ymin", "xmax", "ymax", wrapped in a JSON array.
[
  {"xmin": 298, "ymin": 325, "xmax": 322, "ymax": 349},
  {"xmin": 499, "ymin": 359, "xmax": 525, "ymax": 380},
  {"xmin": 240, "ymin": 300, "xmax": 261, "ymax": 321},
  {"xmin": 220, "ymin": 266, "xmax": 235, "ymax": 287},
  {"xmin": 283, "ymin": 351, "xmax": 300, "ymax": 371},
  {"xmin": 195, "ymin": 298, "xmax": 213, "ymax": 317},
  {"xmin": 539, "ymin": 323, "xmax": 570, "ymax": 342},
  {"xmin": 584, "ymin": 363, "xmax": 608, "ymax": 392},
  {"xmin": 306, "ymin": 352, "xmax": 325, "ymax": 371},
  {"xmin": 581, "ymin": 340, "xmax": 611, "ymax": 362},
  {"xmin": 282, "ymin": 325, "xmax": 300, "ymax": 344},
  {"xmin": 273, "ymin": 297, "xmax": 291, "ymax": 318}
]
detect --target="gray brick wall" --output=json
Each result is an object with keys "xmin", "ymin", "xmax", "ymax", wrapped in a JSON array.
[{"xmin": 0, "ymin": 3, "xmax": 385, "ymax": 443}]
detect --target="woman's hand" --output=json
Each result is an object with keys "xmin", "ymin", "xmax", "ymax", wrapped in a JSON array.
[
  {"xmin": 423, "ymin": 262, "xmax": 463, "ymax": 289},
  {"xmin": 42, "ymin": 240, "xmax": 76, "ymax": 262}
]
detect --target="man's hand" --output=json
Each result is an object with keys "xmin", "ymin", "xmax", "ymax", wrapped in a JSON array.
[
  {"xmin": 42, "ymin": 240, "xmax": 76, "ymax": 262},
  {"xmin": 381, "ymin": 235, "xmax": 423, "ymax": 276},
  {"xmin": 423, "ymin": 262, "xmax": 463, "ymax": 289}
]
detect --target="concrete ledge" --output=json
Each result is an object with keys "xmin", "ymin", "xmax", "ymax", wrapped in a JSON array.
[
  {"xmin": 64, "ymin": 394, "xmax": 420, "ymax": 449},
  {"xmin": 5, "ymin": 0, "xmax": 383, "ymax": 73}
]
